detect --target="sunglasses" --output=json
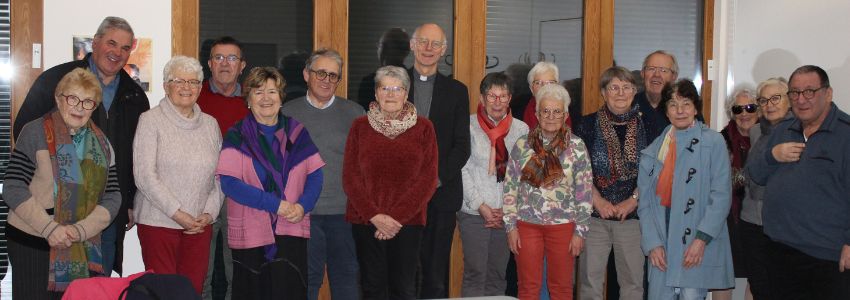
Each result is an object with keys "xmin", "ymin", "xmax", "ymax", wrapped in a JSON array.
[{"xmin": 731, "ymin": 103, "xmax": 758, "ymax": 115}]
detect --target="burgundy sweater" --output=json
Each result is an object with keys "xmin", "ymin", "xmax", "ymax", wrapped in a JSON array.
[
  {"xmin": 197, "ymin": 81, "xmax": 250, "ymax": 135},
  {"xmin": 343, "ymin": 116, "xmax": 439, "ymax": 225}
]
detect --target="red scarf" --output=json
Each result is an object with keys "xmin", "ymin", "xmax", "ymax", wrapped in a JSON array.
[
  {"xmin": 656, "ymin": 132, "xmax": 676, "ymax": 208},
  {"xmin": 477, "ymin": 103, "xmax": 513, "ymax": 182}
]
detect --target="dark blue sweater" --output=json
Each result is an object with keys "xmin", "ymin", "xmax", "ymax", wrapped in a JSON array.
[{"xmin": 747, "ymin": 103, "xmax": 850, "ymax": 261}]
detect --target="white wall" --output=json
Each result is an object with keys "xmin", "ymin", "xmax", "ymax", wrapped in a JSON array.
[
  {"xmin": 43, "ymin": 0, "xmax": 173, "ymax": 276},
  {"xmin": 713, "ymin": 0, "xmax": 850, "ymax": 128},
  {"xmin": 43, "ymin": 0, "xmax": 171, "ymax": 107}
]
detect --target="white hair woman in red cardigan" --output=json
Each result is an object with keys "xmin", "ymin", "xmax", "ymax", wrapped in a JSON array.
[{"xmin": 343, "ymin": 65, "xmax": 438, "ymax": 300}]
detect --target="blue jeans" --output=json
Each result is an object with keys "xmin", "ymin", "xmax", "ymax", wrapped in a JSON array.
[
  {"xmin": 101, "ymin": 221, "xmax": 118, "ymax": 276},
  {"xmin": 308, "ymin": 214, "xmax": 360, "ymax": 300}
]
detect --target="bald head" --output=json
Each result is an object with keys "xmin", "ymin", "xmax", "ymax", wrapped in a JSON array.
[{"xmin": 410, "ymin": 23, "xmax": 448, "ymax": 76}]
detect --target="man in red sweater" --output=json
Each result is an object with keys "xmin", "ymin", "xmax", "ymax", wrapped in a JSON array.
[{"xmin": 197, "ymin": 36, "xmax": 249, "ymax": 300}]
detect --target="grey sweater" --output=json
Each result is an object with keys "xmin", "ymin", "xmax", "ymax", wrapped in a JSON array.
[{"xmin": 282, "ymin": 96, "xmax": 365, "ymax": 215}]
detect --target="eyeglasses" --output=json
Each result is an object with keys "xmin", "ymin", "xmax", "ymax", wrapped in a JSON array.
[
  {"xmin": 169, "ymin": 78, "xmax": 202, "ymax": 88},
  {"xmin": 757, "ymin": 94, "xmax": 783, "ymax": 106},
  {"xmin": 731, "ymin": 103, "xmax": 758, "ymax": 115},
  {"xmin": 532, "ymin": 80, "xmax": 558, "ymax": 87},
  {"xmin": 667, "ymin": 99, "xmax": 695, "ymax": 111},
  {"xmin": 212, "ymin": 54, "xmax": 241, "ymax": 62},
  {"xmin": 644, "ymin": 66, "xmax": 674, "ymax": 75},
  {"xmin": 485, "ymin": 93, "xmax": 510, "ymax": 103},
  {"xmin": 412, "ymin": 38, "xmax": 446, "ymax": 49},
  {"xmin": 378, "ymin": 86, "xmax": 406, "ymax": 95},
  {"xmin": 787, "ymin": 86, "xmax": 827, "ymax": 100},
  {"xmin": 538, "ymin": 108, "xmax": 565, "ymax": 119},
  {"xmin": 606, "ymin": 85, "xmax": 635, "ymax": 94},
  {"xmin": 60, "ymin": 93, "xmax": 97, "ymax": 110},
  {"xmin": 309, "ymin": 69, "xmax": 341, "ymax": 83}
]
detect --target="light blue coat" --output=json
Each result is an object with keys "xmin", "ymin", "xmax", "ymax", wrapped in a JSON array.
[{"xmin": 637, "ymin": 122, "xmax": 734, "ymax": 295}]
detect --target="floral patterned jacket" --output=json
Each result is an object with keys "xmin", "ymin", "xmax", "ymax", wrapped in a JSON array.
[{"xmin": 502, "ymin": 131, "xmax": 594, "ymax": 238}]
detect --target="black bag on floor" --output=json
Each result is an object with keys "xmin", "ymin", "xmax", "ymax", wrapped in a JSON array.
[{"xmin": 118, "ymin": 273, "xmax": 200, "ymax": 300}]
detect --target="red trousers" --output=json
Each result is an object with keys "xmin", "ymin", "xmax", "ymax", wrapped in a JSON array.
[
  {"xmin": 137, "ymin": 223, "xmax": 213, "ymax": 294},
  {"xmin": 515, "ymin": 221, "xmax": 576, "ymax": 300}
]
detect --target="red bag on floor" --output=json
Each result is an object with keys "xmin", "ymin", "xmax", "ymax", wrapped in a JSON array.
[{"xmin": 61, "ymin": 270, "xmax": 149, "ymax": 300}]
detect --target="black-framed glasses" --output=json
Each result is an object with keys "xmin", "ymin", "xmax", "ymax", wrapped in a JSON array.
[
  {"xmin": 731, "ymin": 103, "xmax": 759, "ymax": 115},
  {"xmin": 787, "ymin": 86, "xmax": 828, "ymax": 100},
  {"xmin": 532, "ymin": 80, "xmax": 558, "ymax": 87},
  {"xmin": 412, "ymin": 38, "xmax": 446, "ymax": 49},
  {"xmin": 309, "ymin": 69, "xmax": 341, "ymax": 83},
  {"xmin": 60, "ymin": 93, "xmax": 97, "ymax": 110},
  {"xmin": 168, "ymin": 78, "xmax": 202, "ymax": 88},
  {"xmin": 485, "ymin": 93, "xmax": 510, "ymax": 103},
  {"xmin": 212, "ymin": 54, "xmax": 241, "ymax": 63},
  {"xmin": 757, "ymin": 94, "xmax": 783, "ymax": 106}
]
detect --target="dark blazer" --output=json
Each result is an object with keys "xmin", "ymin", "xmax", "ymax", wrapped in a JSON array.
[
  {"xmin": 406, "ymin": 69, "xmax": 471, "ymax": 212},
  {"xmin": 12, "ymin": 53, "xmax": 150, "ymax": 274}
]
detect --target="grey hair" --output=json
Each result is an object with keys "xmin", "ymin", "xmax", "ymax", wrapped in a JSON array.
[
  {"xmin": 642, "ymin": 50, "xmax": 679, "ymax": 74},
  {"xmin": 725, "ymin": 87, "xmax": 757, "ymax": 119},
  {"xmin": 599, "ymin": 66, "xmax": 637, "ymax": 93},
  {"xmin": 163, "ymin": 55, "xmax": 204, "ymax": 82},
  {"xmin": 95, "ymin": 16, "xmax": 135, "ymax": 40},
  {"xmin": 527, "ymin": 61, "xmax": 559, "ymax": 86},
  {"xmin": 305, "ymin": 48, "xmax": 343, "ymax": 73},
  {"xmin": 374, "ymin": 65, "xmax": 410, "ymax": 91},
  {"xmin": 535, "ymin": 83, "xmax": 571, "ymax": 113},
  {"xmin": 756, "ymin": 77, "xmax": 789, "ymax": 98}
]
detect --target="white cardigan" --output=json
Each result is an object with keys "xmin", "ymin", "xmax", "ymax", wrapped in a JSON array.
[{"xmin": 460, "ymin": 115, "xmax": 529, "ymax": 215}]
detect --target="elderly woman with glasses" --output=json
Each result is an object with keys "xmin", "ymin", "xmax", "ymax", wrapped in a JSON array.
[
  {"xmin": 503, "ymin": 83, "xmax": 593, "ymax": 300},
  {"xmin": 133, "ymin": 56, "xmax": 224, "ymax": 294},
  {"xmin": 522, "ymin": 62, "xmax": 572, "ymax": 130},
  {"xmin": 740, "ymin": 78, "xmax": 793, "ymax": 299},
  {"xmin": 574, "ymin": 66, "xmax": 653, "ymax": 300},
  {"xmin": 3, "ymin": 68, "xmax": 120, "ymax": 299},
  {"xmin": 638, "ymin": 79, "xmax": 734, "ymax": 300},
  {"xmin": 343, "ymin": 65, "xmax": 438, "ymax": 299},
  {"xmin": 458, "ymin": 72, "xmax": 529, "ymax": 297},
  {"xmin": 217, "ymin": 67, "xmax": 324, "ymax": 299},
  {"xmin": 714, "ymin": 88, "xmax": 761, "ymax": 300}
]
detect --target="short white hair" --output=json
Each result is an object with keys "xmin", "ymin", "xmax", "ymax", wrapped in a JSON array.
[
  {"xmin": 163, "ymin": 55, "xmax": 204, "ymax": 82},
  {"xmin": 527, "ymin": 61, "xmax": 559, "ymax": 86},
  {"xmin": 535, "ymin": 83, "xmax": 571, "ymax": 113}
]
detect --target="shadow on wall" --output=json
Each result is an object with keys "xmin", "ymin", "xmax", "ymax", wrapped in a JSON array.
[
  {"xmin": 828, "ymin": 55, "xmax": 850, "ymax": 111},
  {"xmin": 751, "ymin": 48, "xmax": 801, "ymax": 83}
]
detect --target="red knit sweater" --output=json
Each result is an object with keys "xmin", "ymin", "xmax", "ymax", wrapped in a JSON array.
[
  {"xmin": 343, "ymin": 116, "xmax": 439, "ymax": 225},
  {"xmin": 197, "ymin": 81, "xmax": 250, "ymax": 135}
]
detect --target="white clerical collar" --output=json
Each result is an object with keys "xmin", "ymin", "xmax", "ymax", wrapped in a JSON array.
[{"xmin": 306, "ymin": 94, "xmax": 335, "ymax": 109}]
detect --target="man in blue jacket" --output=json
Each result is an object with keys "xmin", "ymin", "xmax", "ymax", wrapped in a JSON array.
[{"xmin": 747, "ymin": 65, "xmax": 850, "ymax": 300}]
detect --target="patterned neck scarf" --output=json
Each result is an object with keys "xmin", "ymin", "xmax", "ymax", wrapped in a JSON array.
[
  {"xmin": 591, "ymin": 104, "xmax": 646, "ymax": 189},
  {"xmin": 521, "ymin": 126, "xmax": 569, "ymax": 188},
  {"xmin": 476, "ymin": 103, "xmax": 513, "ymax": 182},
  {"xmin": 44, "ymin": 110, "xmax": 110, "ymax": 291},
  {"xmin": 367, "ymin": 101, "xmax": 418, "ymax": 139},
  {"xmin": 223, "ymin": 111, "xmax": 320, "ymax": 261}
]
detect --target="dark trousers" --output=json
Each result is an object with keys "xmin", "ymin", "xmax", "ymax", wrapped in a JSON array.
[
  {"xmin": 352, "ymin": 223, "xmax": 422, "ymax": 300},
  {"xmin": 231, "ymin": 235, "xmax": 308, "ymax": 300},
  {"xmin": 766, "ymin": 238, "xmax": 850, "ymax": 300},
  {"xmin": 6, "ymin": 224, "xmax": 64, "ymax": 300},
  {"xmin": 418, "ymin": 207, "xmax": 456, "ymax": 298},
  {"xmin": 739, "ymin": 221, "xmax": 771, "ymax": 300}
]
